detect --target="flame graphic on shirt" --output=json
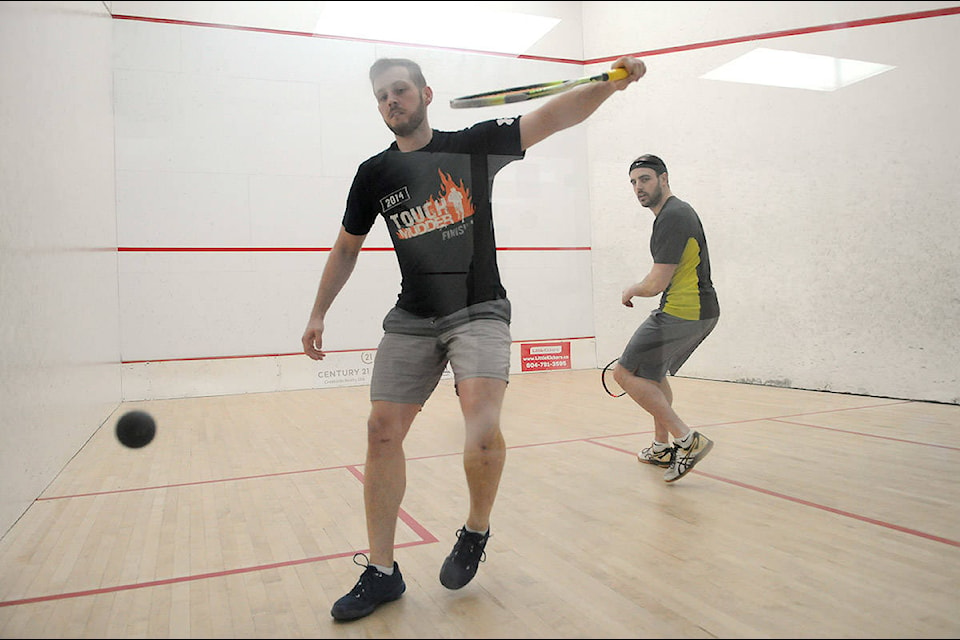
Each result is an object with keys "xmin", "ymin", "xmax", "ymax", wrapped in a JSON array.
[{"xmin": 393, "ymin": 170, "xmax": 474, "ymax": 240}]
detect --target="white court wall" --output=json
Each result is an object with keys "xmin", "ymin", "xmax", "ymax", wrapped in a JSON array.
[
  {"xmin": 584, "ymin": 1, "xmax": 960, "ymax": 403},
  {"xmin": 0, "ymin": 1, "xmax": 121, "ymax": 537},
  {"xmin": 112, "ymin": 14, "xmax": 598, "ymax": 400},
  {"xmin": 112, "ymin": 2, "xmax": 960, "ymax": 404}
]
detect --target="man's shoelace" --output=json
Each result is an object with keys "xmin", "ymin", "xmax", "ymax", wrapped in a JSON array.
[{"xmin": 452, "ymin": 530, "xmax": 487, "ymax": 562}]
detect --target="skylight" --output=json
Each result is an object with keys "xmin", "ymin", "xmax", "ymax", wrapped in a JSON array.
[
  {"xmin": 313, "ymin": 1, "xmax": 561, "ymax": 56},
  {"xmin": 701, "ymin": 47, "xmax": 895, "ymax": 91}
]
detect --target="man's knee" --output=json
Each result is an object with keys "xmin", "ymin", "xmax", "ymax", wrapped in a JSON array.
[
  {"xmin": 367, "ymin": 402, "xmax": 420, "ymax": 444},
  {"xmin": 456, "ymin": 377, "xmax": 507, "ymax": 414},
  {"xmin": 613, "ymin": 363, "xmax": 635, "ymax": 387}
]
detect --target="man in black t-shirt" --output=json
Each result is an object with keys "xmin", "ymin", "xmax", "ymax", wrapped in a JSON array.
[
  {"xmin": 302, "ymin": 56, "xmax": 646, "ymax": 621},
  {"xmin": 614, "ymin": 154, "xmax": 720, "ymax": 483}
]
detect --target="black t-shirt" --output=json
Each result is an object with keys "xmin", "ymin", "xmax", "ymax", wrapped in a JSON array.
[{"xmin": 343, "ymin": 118, "xmax": 525, "ymax": 317}]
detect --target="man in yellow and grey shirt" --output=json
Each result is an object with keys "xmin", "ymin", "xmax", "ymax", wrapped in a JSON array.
[{"xmin": 613, "ymin": 154, "xmax": 720, "ymax": 483}]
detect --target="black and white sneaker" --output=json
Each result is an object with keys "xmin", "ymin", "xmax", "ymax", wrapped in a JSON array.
[
  {"xmin": 638, "ymin": 441, "xmax": 675, "ymax": 468},
  {"xmin": 665, "ymin": 431, "xmax": 714, "ymax": 483}
]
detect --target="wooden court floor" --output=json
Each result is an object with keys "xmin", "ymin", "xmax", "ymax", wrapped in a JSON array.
[{"xmin": 1, "ymin": 368, "xmax": 958, "ymax": 639}]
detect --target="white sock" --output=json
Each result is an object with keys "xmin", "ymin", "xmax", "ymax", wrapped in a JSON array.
[
  {"xmin": 652, "ymin": 440, "xmax": 671, "ymax": 451},
  {"xmin": 465, "ymin": 525, "xmax": 489, "ymax": 536},
  {"xmin": 372, "ymin": 563, "xmax": 394, "ymax": 575}
]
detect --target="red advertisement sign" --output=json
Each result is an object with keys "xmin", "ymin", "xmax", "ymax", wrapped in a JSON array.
[{"xmin": 520, "ymin": 341, "xmax": 571, "ymax": 372}]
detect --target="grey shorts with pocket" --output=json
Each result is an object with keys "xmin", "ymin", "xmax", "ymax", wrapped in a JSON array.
[
  {"xmin": 370, "ymin": 299, "xmax": 512, "ymax": 405},
  {"xmin": 618, "ymin": 309, "xmax": 718, "ymax": 382}
]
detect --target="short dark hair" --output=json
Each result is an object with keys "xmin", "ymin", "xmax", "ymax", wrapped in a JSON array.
[
  {"xmin": 369, "ymin": 58, "xmax": 427, "ymax": 89},
  {"xmin": 629, "ymin": 154, "xmax": 667, "ymax": 175}
]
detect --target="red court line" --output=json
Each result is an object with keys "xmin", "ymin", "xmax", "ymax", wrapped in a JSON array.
[
  {"xmin": 4, "ymin": 465, "xmax": 439, "ymax": 609},
  {"xmin": 586, "ymin": 397, "xmax": 960, "ymax": 548},
  {"xmin": 0, "ymin": 537, "xmax": 436, "ymax": 608},
  {"xmin": 117, "ymin": 246, "xmax": 390, "ymax": 252},
  {"xmin": 771, "ymin": 418, "xmax": 960, "ymax": 451},
  {"xmin": 585, "ymin": 6, "xmax": 960, "ymax": 63},
  {"xmin": 38, "ymin": 454, "xmax": 472, "ymax": 503},
  {"xmin": 581, "ymin": 397, "xmax": 916, "ymax": 443},
  {"xmin": 588, "ymin": 440, "xmax": 960, "ymax": 549},
  {"xmin": 116, "ymin": 246, "xmax": 589, "ymax": 252},
  {"xmin": 39, "ymin": 396, "xmax": 919, "ymax": 502},
  {"xmin": 119, "ymin": 336, "xmax": 595, "ymax": 365},
  {"xmin": 695, "ymin": 470, "xmax": 960, "ymax": 548},
  {"xmin": 497, "ymin": 246, "xmax": 590, "ymax": 251},
  {"xmin": 344, "ymin": 465, "xmax": 439, "ymax": 544},
  {"xmin": 112, "ymin": 6, "xmax": 960, "ymax": 67},
  {"xmin": 694, "ymin": 398, "xmax": 915, "ymax": 428},
  {"xmin": 0, "ymin": 547, "xmax": 360, "ymax": 608},
  {"xmin": 109, "ymin": 14, "xmax": 582, "ymax": 65},
  {"xmin": 36, "ymin": 462, "xmax": 359, "ymax": 501},
  {"xmin": 121, "ymin": 348, "xmax": 363, "ymax": 365}
]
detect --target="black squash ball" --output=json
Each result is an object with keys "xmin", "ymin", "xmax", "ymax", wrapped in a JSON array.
[{"xmin": 115, "ymin": 410, "xmax": 156, "ymax": 448}]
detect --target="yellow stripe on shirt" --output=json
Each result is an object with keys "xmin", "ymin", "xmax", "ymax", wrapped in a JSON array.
[{"xmin": 663, "ymin": 237, "xmax": 703, "ymax": 320}]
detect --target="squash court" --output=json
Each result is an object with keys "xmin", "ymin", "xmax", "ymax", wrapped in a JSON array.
[{"xmin": 1, "ymin": 369, "xmax": 958, "ymax": 638}]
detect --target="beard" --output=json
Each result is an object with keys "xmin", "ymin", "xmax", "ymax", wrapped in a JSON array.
[
  {"xmin": 386, "ymin": 94, "xmax": 427, "ymax": 137},
  {"xmin": 640, "ymin": 182, "xmax": 664, "ymax": 209}
]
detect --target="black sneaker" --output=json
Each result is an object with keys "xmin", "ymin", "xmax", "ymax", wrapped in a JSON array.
[
  {"xmin": 330, "ymin": 553, "xmax": 406, "ymax": 621},
  {"xmin": 439, "ymin": 526, "xmax": 490, "ymax": 590}
]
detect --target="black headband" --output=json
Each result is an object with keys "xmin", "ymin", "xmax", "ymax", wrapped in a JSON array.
[{"xmin": 629, "ymin": 155, "xmax": 667, "ymax": 175}]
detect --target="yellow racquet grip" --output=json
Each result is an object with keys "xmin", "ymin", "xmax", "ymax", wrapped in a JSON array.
[{"xmin": 605, "ymin": 67, "xmax": 629, "ymax": 81}]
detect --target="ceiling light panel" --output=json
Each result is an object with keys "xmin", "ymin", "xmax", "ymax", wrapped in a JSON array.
[
  {"xmin": 701, "ymin": 48, "xmax": 895, "ymax": 91},
  {"xmin": 314, "ymin": 1, "xmax": 560, "ymax": 55}
]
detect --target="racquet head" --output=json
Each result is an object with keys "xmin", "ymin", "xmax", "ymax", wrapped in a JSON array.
[
  {"xmin": 450, "ymin": 67, "xmax": 629, "ymax": 109},
  {"xmin": 601, "ymin": 358, "xmax": 627, "ymax": 398}
]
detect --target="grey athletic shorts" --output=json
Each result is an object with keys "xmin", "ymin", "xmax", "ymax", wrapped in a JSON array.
[
  {"xmin": 370, "ymin": 299, "xmax": 512, "ymax": 405},
  {"xmin": 618, "ymin": 309, "xmax": 719, "ymax": 382}
]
